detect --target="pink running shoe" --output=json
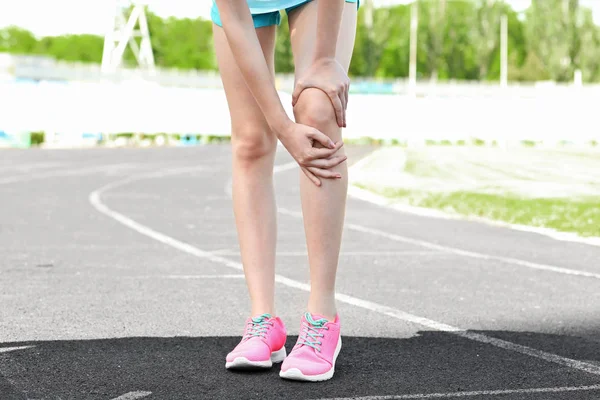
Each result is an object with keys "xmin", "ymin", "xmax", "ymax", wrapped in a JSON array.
[
  {"xmin": 225, "ymin": 313, "xmax": 287, "ymax": 369},
  {"xmin": 279, "ymin": 312, "xmax": 341, "ymax": 381}
]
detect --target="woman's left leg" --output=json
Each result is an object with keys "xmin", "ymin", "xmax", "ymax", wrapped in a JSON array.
[
  {"xmin": 288, "ymin": 1, "xmax": 358, "ymax": 321},
  {"xmin": 279, "ymin": 1, "xmax": 357, "ymax": 382}
]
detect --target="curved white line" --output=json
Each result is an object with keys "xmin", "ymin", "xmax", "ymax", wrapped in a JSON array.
[
  {"xmin": 110, "ymin": 391, "xmax": 152, "ymax": 400},
  {"xmin": 0, "ymin": 346, "xmax": 34, "ymax": 354},
  {"xmin": 89, "ymin": 166, "xmax": 600, "ymax": 377},
  {"xmin": 230, "ymin": 160, "xmax": 600, "ymax": 280},
  {"xmin": 0, "ymin": 164, "xmax": 137, "ymax": 185}
]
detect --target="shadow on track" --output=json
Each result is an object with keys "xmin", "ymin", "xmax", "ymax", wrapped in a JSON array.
[{"xmin": 1, "ymin": 331, "xmax": 600, "ymax": 400}]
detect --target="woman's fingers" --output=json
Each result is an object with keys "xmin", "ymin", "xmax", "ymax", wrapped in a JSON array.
[
  {"xmin": 345, "ymin": 82, "xmax": 350, "ymax": 106},
  {"xmin": 305, "ymin": 155, "xmax": 347, "ymax": 169},
  {"xmin": 344, "ymin": 84, "xmax": 349, "ymax": 126},
  {"xmin": 339, "ymin": 93, "xmax": 346, "ymax": 127},
  {"xmin": 291, "ymin": 81, "xmax": 305, "ymax": 107},
  {"xmin": 307, "ymin": 166, "xmax": 342, "ymax": 179},
  {"xmin": 340, "ymin": 85, "xmax": 348, "ymax": 127},
  {"xmin": 301, "ymin": 166, "xmax": 321, "ymax": 186},
  {"xmin": 307, "ymin": 129, "xmax": 335, "ymax": 149},
  {"xmin": 328, "ymin": 90, "xmax": 345, "ymax": 128},
  {"xmin": 307, "ymin": 141, "xmax": 344, "ymax": 160}
]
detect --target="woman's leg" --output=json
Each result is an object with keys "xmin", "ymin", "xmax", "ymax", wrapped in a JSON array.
[
  {"xmin": 288, "ymin": 2, "xmax": 358, "ymax": 320},
  {"xmin": 213, "ymin": 24, "xmax": 278, "ymax": 316}
]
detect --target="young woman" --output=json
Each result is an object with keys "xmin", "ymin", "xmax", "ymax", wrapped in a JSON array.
[{"xmin": 212, "ymin": 0, "xmax": 358, "ymax": 381}]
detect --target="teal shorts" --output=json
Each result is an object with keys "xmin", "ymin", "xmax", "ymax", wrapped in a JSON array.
[{"xmin": 211, "ymin": 0, "xmax": 359, "ymax": 28}]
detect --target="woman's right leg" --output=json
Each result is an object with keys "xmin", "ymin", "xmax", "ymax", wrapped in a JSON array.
[{"xmin": 213, "ymin": 24, "xmax": 278, "ymax": 317}]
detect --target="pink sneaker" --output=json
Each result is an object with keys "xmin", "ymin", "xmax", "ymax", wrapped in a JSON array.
[
  {"xmin": 225, "ymin": 313, "xmax": 287, "ymax": 369},
  {"xmin": 279, "ymin": 312, "xmax": 342, "ymax": 381}
]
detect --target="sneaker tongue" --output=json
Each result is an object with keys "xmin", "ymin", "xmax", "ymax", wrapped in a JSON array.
[
  {"xmin": 304, "ymin": 312, "xmax": 328, "ymax": 327},
  {"xmin": 251, "ymin": 313, "xmax": 272, "ymax": 323}
]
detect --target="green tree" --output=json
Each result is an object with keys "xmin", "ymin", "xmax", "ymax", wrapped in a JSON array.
[
  {"xmin": 487, "ymin": 7, "xmax": 528, "ymax": 80},
  {"xmin": 526, "ymin": 0, "xmax": 582, "ymax": 82},
  {"xmin": 578, "ymin": 7, "xmax": 600, "ymax": 82},
  {"xmin": 1, "ymin": 1, "xmax": 597, "ymax": 83},
  {"xmin": 0, "ymin": 26, "xmax": 38, "ymax": 54},
  {"xmin": 421, "ymin": 0, "xmax": 447, "ymax": 81},
  {"xmin": 144, "ymin": 13, "xmax": 215, "ymax": 70},
  {"xmin": 35, "ymin": 34, "xmax": 104, "ymax": 63},
  {"xmin": 372, "ymin": 5, "xmax": 412, "ymax": 78},
  {"xmin": 275, "ymin": 13, "xmax": 294, "ymax": 74},
  {"xmin": 472, "ymin": 0, "xmax": 504, "ymax": 80},
  {"xmin": 442, "ymin": 1, "xmax": 479, "ymax": 80}
]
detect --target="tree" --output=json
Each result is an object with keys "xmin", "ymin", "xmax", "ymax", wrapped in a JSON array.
[
  {"xmin": 472, "ymin": 0, "xmax": 504, "ymax": 80},
  {"xmin": 578, "ymin": 6, "xmax": 600, "ymax": 82},
  {"xmin": 0, "ymin": 26, "xmax": 38, "ymax": 54},
  {"xmin": 442, "ymin": 1, "xmax": 479, "ymax": 80},
  {"xmin": 370, "ymin": 4, "xmax": 412, "ymax": 78},
  {"xmin": 144, "ymin": 13, "xmax": 215, "ymax": 70},
  {"xmin": 526, "ymin": 0, "xmax": 582, "ymax": 82},
  {"xmin": 275, "ymin": 13, "xmax": 294, "ymax": 74},
  {"xmin": 35, "ymin": 35, "xmax": 104, "ymax": 63},
  {"xmin": 421, "ymin": 0, "xmax": 447, "ymax": 82},
  {"xmin": 1, "ymin": 1, "xmax": 597, "ymax": 83},
  {"xmin": 487, "ymin": 7, "xmax": 528, "ymax": 80}
]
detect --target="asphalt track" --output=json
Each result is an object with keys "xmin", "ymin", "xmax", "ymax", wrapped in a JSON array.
[{"xmin": 1, "ymin": 145, "xmax": 599, "ymax": 400}]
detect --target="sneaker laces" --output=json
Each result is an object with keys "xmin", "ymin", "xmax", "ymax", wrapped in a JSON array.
[
  {"xmin": 297, "ymin": 313, "xmax": 329, "ymax": 352},
  {"xmin": 243, "ymin": 314, "xmax": 273, "ymax": 340}
]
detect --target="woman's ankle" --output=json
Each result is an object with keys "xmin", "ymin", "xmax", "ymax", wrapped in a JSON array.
[
  {"xmin": 307, "ymin": 296, "xmax": 337, "ymax": 321},
  {"xmin": 251, "ymin": 305, "xmax": 276, "ymax": 317}
]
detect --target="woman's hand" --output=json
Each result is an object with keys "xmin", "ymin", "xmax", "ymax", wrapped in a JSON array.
[
  {"xmin": 292, "ymin": 57, "xmax": 350, "ymax": 128},
  {"xmin": 277, "ymin": 120, "xmax": 347, "ymax": 187}
]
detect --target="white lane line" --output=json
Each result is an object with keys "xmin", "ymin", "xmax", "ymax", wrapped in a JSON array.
[
  {"xmin": 164, "ymin": 274, "xmax": 245, "ymax": 279},
  {"xmin": 110, "ymin": 391, "xmax": 152, "ymax": 400},
  {"xmin": 277, "ymin": 210, "xmax": 600, "ymax": 279},
  {"xmin": 314, "ymin": 384, "xmax": 600, "ymax": 400},
  {"xmin": 272, "ymin": 160, "xmax": 600, "ymax": 279},
  {"xmin": 125, "ymin": 274, "xmax": 246, "ymax": 280},
  {"xmin": 273, "ymin": 161, "xmax": 300, "ymax": 173},
  {"xmin": 0, "ymin": 162, "xmax": 65, "ymax": 173},
  {"xmin": 0, "ymin": 346, "xmax": 34, "ymax": 353},
  {"xmin": 0, "ymin": 164, "xmax": 137, "ymax": 185},
  {"xmin": 278, "ymin": 206, "xmax": 600, "ymax": 280},
  {"xmin": 345, "ymin": 222, "xmax": 600, "ymax": 280},
  {"xmin": 89, "ymin": 170, "xmax": 600, "ymax": 377},
  {"xmin": 348, "ymin": 176, "xmax": 600, "ymax": 247},
  {"xmin": 211, "ymin": 250, "xmax": 442, "ymax": 256}
]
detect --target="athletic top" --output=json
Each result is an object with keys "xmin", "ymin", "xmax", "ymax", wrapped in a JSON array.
[{"xmin": 213, "ymin": 0, "xmax": 306, "ymax": 14}]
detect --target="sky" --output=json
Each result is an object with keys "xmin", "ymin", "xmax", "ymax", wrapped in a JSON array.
[{"xmin": 0, "ymin": 0, "xmax": 598, "ymax": 38}]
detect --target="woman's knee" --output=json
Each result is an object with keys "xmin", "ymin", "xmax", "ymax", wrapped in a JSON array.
[
  {"xmin": 293, "ymin": 88, "xmax": 336, "ymax": 130},
  {"xmin": 232, "ymin": 126, "xmax": 277, "ymax": 162}
]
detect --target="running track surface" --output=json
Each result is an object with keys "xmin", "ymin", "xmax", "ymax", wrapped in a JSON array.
[{"xmin": 1, "ymin": 146, "xmax": 599, "ymax": 400}]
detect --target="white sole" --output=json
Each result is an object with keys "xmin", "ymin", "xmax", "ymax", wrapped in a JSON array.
[
  {"xmin": 225, "ymin": 346, "xmax": 287, "ymax": 370},
  {"xmin": 279, "ymin": 336, "xmax": 342, "ymax": 382}
]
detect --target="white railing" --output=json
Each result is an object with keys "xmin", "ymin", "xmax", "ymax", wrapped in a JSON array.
[
  {"xmin": 1, "ymin": 54, "xmax": 599, "ymax": 146},
  {"xmin": 2, "ymin": 79, "xmax": 598, "ymax": 146}
]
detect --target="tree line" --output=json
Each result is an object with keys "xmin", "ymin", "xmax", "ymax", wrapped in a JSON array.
[{"xmin": 1, "ymin": 0, "xmax": 599, "ymax": 83}]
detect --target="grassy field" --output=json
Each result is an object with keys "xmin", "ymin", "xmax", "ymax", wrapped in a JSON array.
[{"xmin": 351, "ymin": 146, "xmax": 600, "ymax": 237}]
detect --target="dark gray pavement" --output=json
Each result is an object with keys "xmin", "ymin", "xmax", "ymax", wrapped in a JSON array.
[{"xmin": 1, "ymin": 145, "xmax": 599, "ymax": 400}]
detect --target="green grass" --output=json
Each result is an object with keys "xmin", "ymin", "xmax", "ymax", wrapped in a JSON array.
[
  {"xmin": 360, "ymin": 185, "xmax": 600, "ymax": 237},
  {"xmin": 352, "ymin": 145, "xmax": 600, "ymax": 238}
]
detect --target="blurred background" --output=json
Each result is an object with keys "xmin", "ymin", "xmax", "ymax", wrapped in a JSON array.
[
  {"xmin": 1, "ymin": 4, "xmax": 600, "ymax": 398},
  {"xmin": 1, "ymin": 0, "xmax": 599, "ymax": 239}
]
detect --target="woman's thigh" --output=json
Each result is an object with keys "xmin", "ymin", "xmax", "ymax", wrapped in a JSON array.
[
  {"xmin": 287, "ymin": 1, "xmax": 357, "ymax": 77},
  {"xmin": 212, "ymin": 24, "xmax": 277, "ymax": 135}
]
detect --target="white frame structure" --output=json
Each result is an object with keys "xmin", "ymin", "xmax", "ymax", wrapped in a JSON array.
[{"xmin": 101, "ymin": 0, "xmax": 155, "ymax": 74}]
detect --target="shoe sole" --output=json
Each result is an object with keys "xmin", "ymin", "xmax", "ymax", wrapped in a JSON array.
[
  {"xmin": 279, "ymin": 336, "xmax": 342, "ymax": 382},
  {"xmin": 225, "ymin": 346, "xmax": 287, "ymax": 370}
]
